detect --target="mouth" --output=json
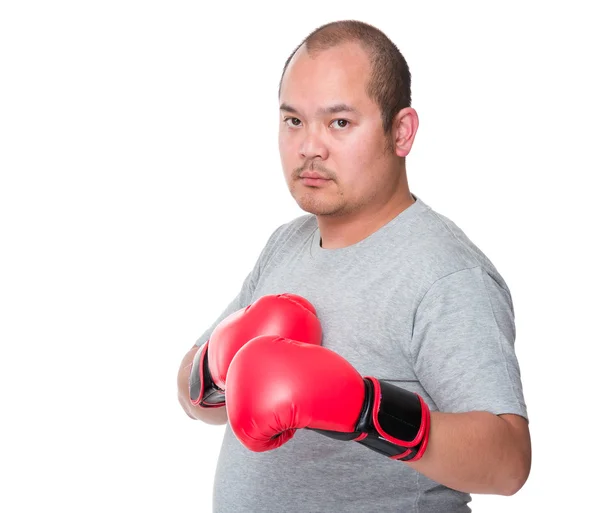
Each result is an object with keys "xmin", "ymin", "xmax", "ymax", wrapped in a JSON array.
[
  {"xmin": 299, "ymin": 171, "xmax": 330, "ymax": 180},
  {"xmin": 298, "ymin": 176, "xmax": 331, "ymax": 187}
]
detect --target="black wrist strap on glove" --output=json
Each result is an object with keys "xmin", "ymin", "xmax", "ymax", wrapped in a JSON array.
[
  {"xmin": 310, "ymin": 377, "xmax": 431, "ymax": 461},
  {"xmin": 189, "ymin": 341, "xmax": 225, "ymax": 408}
]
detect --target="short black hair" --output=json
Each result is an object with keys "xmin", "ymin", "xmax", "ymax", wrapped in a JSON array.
[{"xmin": 279, "ymin": 20, "xmax": 412, "ymax": 135}]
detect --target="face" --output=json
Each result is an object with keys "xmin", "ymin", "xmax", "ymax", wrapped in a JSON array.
[{"xmin": 278, "ymin": 42, "xmax": 400, "ymax": 218}]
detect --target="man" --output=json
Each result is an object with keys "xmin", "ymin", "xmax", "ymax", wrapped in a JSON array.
[{"xmin": 177, "ymin": 19, "xmax": 531, "ymax": 513}]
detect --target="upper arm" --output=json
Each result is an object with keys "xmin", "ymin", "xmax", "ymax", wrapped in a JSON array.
[
  {"xmin": 499, "ymin": 413, "xmax": 532, "ymax": 489},
  {"xmin": 499, "ymin": 414, "xmax": 531, "ymax": 457},
  {"xmin": 192, "ymin": 223, "xmax": 288, "ymax": 349},
  {"xmin": 411, "ymin": 267, "xmax": 528, "ymax": 419}
]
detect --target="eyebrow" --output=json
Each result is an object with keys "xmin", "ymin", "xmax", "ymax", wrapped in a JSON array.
[{"xmin": 279, "ymin": 102, "xmax": 358, "ymax": 116}]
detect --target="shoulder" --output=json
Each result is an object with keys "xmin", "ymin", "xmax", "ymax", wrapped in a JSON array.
[
  {"xmin": 273, "ymin": 212, "xmax": 316, "ymax": 238},
  {"xmin": 403, "ymin": 196, "xmax": 512, "ymax": 300},
  {"xmin": 264, "ymin": 213, "xmax": 316, "ymax": 248},
  {"xmin": 254, "ymin": 213, "xmax": 316, "ymax": 267}
]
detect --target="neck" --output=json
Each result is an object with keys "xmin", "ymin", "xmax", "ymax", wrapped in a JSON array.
[{"xmin": 318, "ymin": 182, "xmax": 415, "ymax": 250}]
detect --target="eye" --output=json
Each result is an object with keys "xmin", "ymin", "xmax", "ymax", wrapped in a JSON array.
[
  {"xmin": 283, "ymin": 117, "xmax": 302, "ymax": 127},
  {"xmin": 331, "ymin": 119, "xmax": 350, "ymax": 129}
]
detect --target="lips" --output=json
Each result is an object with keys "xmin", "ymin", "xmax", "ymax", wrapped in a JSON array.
[{"xmin": 299, "ymin": 171, "xmax": 330, "ymax": 180}]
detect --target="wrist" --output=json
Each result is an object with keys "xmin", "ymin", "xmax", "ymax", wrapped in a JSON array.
[
  {"xmin": 189, "ymin": 342, "xmax": 226, "ymax": 408},
  {"xmin": 310, "ymin": 378, "xmax": 430, "ymax": 461},
  {"xmin": 358, "ymin": 377, "xmax": 430, "ymax": 461}
]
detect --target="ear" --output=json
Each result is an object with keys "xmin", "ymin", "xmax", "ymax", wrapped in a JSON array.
[{"xmin": 392, "ymin": 107, "xmax": 419, "ymax": 157}]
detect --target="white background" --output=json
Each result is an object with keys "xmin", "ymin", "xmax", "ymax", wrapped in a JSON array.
[{"xmin": 1, "ymin": 1, "xmax": 598, "ymax": 511}]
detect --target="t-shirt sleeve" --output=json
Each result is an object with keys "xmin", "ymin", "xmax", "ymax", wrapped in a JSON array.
[
  {"xmin": 410, "ymin": 266, "xmax": 528, "ymax": 420},
  {"xmin": 193, "ymin": 269, "xmax": 256, "ymax": 347},
  {"xmin": 193, "ymin": 223, "xmax": 287, "ymax": 347}
]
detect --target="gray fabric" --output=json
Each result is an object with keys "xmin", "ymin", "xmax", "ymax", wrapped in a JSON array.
[{"xmin": 195, "ymin": 194, "xmax": 528, "ymax": 513}]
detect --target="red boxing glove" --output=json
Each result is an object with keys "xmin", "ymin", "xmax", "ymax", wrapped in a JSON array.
[
  {"xmin": 189, "ymin": 294, "xmax": 322, "ymax": 408},
  {"xmin": 226, "ymin": 335, "xmax": 430, "ymax": 461}
]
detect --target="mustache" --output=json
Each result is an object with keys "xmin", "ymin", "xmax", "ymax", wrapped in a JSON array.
[{"xmin": 294, "ymin": 162, "xmax": 335, "ymax": 180}]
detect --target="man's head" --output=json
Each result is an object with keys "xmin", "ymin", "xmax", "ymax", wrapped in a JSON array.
[{"xmin": 278, "ymin": 20, "xmax": 418, "ymax": 218}]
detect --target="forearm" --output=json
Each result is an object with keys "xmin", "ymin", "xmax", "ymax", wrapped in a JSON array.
[
  {"xmin": 177, "ymin": 344, "xmax": 228, "ymax": 425},
  {"xmin": 405, "ymin": 411, "xmax": 531, "ymax": 496}
]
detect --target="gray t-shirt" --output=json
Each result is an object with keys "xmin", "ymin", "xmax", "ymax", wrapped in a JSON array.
[{"xmin": 195, "ymin": 194, "xmax": 528, "ymax": 513}]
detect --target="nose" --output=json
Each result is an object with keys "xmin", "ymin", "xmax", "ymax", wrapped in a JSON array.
[{"xmin": 299, "ymin": 129, "xmax": 329, "ymax": 161}]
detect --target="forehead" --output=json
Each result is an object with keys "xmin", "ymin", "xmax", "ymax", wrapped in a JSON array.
[{"xmin": 280, "ymin": 42, "xmax": 375, "ymax": 111}]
